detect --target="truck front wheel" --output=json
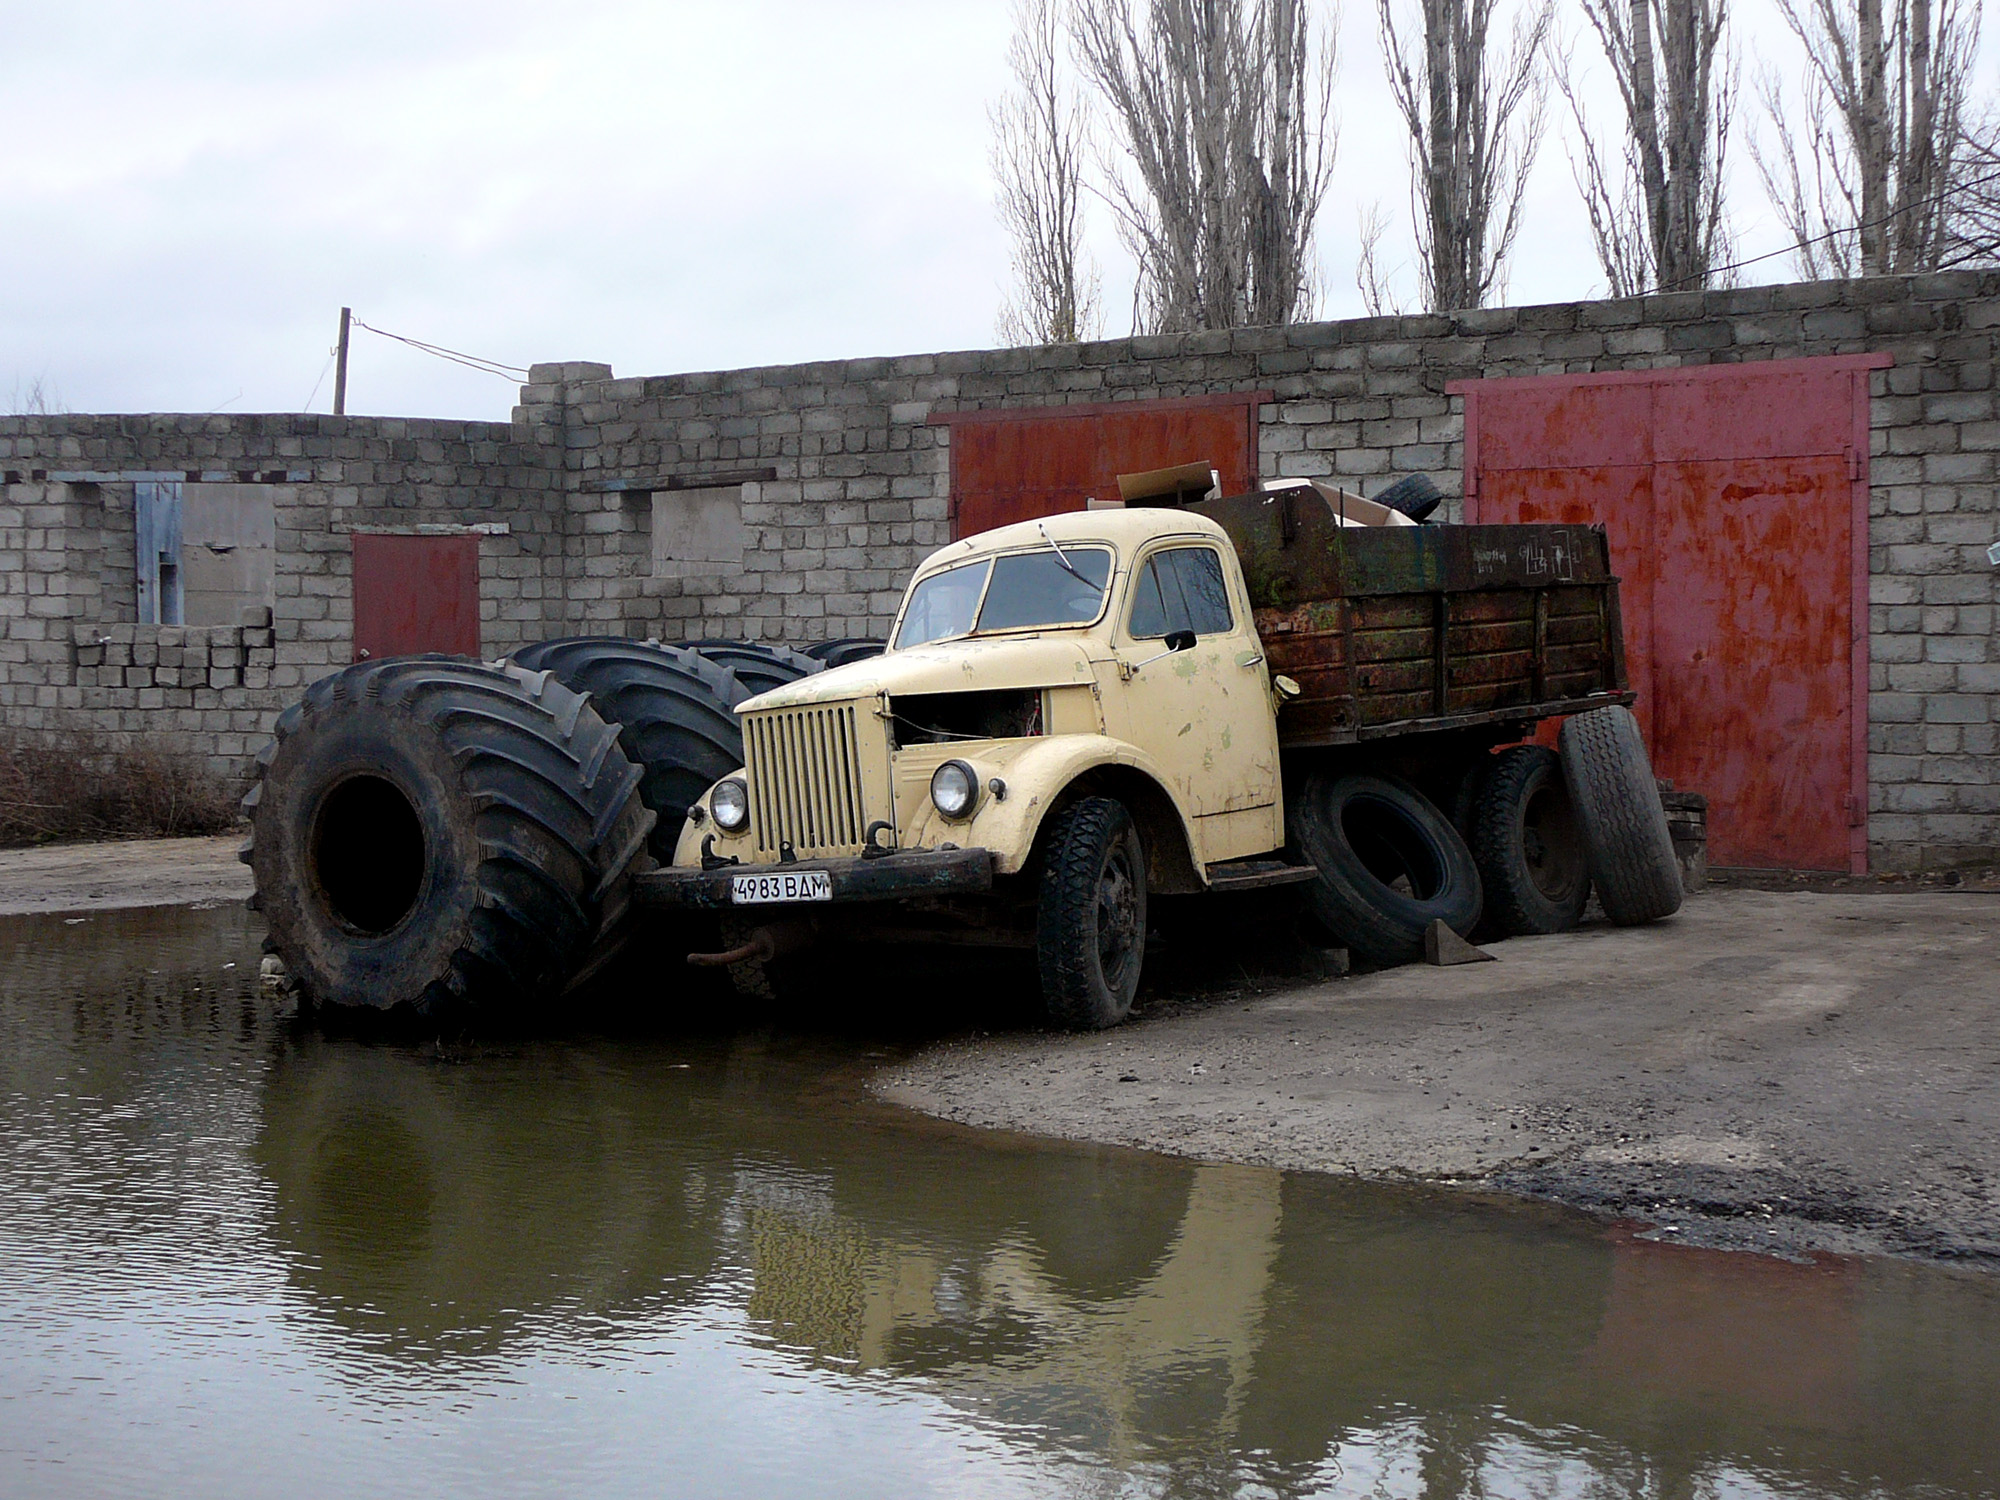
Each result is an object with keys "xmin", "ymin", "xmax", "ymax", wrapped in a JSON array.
[{"xmin": 1037, "ymin": 797, "xmax": 1148, "ymax": 1030}]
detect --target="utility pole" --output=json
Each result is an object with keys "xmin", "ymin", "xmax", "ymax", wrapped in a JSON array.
[{"xmin": 332, "ymin": 307, "xmax": 351, "ymax": 416}]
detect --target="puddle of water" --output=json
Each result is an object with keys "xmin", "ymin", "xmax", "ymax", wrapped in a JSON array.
[{"xmin": 2, "ymin": 907, "xmax": 1997, "ymax": 1499}]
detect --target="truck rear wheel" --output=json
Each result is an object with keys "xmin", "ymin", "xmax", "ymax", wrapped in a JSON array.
[
  {"xmin": 1037, "ymin": 797, "xmax": 1148, "ymax": 1030},
  {"xmin": 509, "ymin": 637, "xmax": 748, "ymax": 860},
  {"xmin": 1469, "ymin": 746, "xmax": 1591, "ymax": 935},
  {"xmin": 1559, "ymin": 706, "xmax": 1684, "ymax": 925},
  {"xmin": 1288, "ymin": 772, "xmax": 1483, "ymax": 966},
  {"xmin": 245, "ymin": 657, "xmax": 653, "ymax": 1017}
]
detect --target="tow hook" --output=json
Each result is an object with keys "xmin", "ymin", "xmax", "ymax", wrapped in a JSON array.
[{"xmin": 686, "ymin": 918, "xmax": 816, "ymax": 969}]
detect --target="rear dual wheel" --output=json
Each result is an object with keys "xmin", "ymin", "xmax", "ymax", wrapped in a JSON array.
[
  {"xmin": 1468, "ymin": 746, "xmax": 1592, "ymax": 936},
  {"xmin": 1288, "ymin": 772, "xmax": 1483, "ymax": 966}
]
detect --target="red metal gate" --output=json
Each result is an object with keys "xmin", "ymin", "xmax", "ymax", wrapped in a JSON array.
[
  {"xmin": 930, "ymin": 392, "xmax": 1268, "ymax": 537},
  {"xmin": 350, "ymin": 533, "xmax": 482, "ymax": 661},
  {"xmin": 1454, "ymin": 356, "xmax": 1886, "ymax": 873}
]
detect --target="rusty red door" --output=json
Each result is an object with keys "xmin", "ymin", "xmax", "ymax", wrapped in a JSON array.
[
  {"xmin": 1456, "ymin": 357, "xmax": 1885, "ymax": 873},
  {"xmin": 932, "ymin": 393, "xmax": 1267, "ymax": 537},
  {"xmin": 350, "ymin": 534, "xmax": 481, "ymax": 661}
]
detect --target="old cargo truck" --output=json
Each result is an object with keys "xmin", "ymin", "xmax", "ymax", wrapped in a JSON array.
[{"xmin": 245, "ymin": 479, "xmax": 1681, "ymax": 1027}]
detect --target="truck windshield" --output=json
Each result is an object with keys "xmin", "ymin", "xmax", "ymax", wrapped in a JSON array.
[{"xmin": 894, "ymin": 545, "xmax": 1113, "ymax": 649}]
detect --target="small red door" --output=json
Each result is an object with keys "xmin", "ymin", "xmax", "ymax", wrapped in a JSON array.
[
  {"xmin": 934, "ymin": 393, "xmax": 1266, "ymax": 537},
  {"xmin": 1456, "ymin": 356, "xmax": 1885, "ymax": 873},
  {"xmin": 351, "ymin": 534, "xmax": 481, "ymax": 661}
]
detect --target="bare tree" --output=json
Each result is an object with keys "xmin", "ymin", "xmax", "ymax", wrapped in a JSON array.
[
  {"xmin": 1752, "ymin": 0, "xmax": 1985, "ymax": 276},
  {"xmin": 1356, "ymin": 201, "xmax": 1410, "ymax": 313},
  {"xmin": 1556, "ymin": 0, "xmax": 1736, "ymax": 294},
  {"xmin": 1944, "ymin": 111, "xmax": 2000, "ymax": 266},
  {"xmin": 994, "ymin": 0, "xmax": 1104, "ymax": 344},
  {"xmin": 5, "ymin": 376, "xmax": 65, "ymax": 417},
  {"xmin": 1071, "ymin": 0, "xmax": 1339, "ymax": 331},
  {"xmin": 1377, "ymin": 0, "xmax": 1553, "ymax": 311}
]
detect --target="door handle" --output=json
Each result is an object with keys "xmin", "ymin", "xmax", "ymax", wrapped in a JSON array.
[{"xmin": 1235, "ymin": 650, "xmax": 1265, "ymax": 668}]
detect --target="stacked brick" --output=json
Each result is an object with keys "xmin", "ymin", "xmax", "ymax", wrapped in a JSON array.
[{"xmin": 71, "ymin": 609, "xmax": 276, "ymax": 693}]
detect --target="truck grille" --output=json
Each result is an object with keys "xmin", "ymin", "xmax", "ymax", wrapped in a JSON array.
[{"xmin": 743, "ymin": 702, "xmax": 876, "ymax": 857}]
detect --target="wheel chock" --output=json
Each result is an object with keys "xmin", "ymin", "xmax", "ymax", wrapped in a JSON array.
[{"xmin": 1424, "ymin": 919, "xmax": 1496, "ymax": 966}]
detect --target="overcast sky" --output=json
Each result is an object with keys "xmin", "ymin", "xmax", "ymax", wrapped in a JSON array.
[{"xmin": 2, "ymin": 0, "xmax": 1993, "ymax": 422}]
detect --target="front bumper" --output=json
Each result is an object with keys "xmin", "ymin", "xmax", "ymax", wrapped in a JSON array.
[{"xmin": 636, "ymin": 847, "xmax": 997, "ymax": 911}]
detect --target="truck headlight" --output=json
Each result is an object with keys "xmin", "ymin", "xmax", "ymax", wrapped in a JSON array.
[
  {"xmin": 930, "ymin": 760, "xmax": 978, "ymax": 821},
  {"xmin": 711, "ymin": 778, "xmax": 750, "ymax": 833}
]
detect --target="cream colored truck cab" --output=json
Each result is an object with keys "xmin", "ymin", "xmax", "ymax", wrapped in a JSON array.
[{"xmin": 654, "ymin": 509, "xmax": 1293, "ymax": 1028}]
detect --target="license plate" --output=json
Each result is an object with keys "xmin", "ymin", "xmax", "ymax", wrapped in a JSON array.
[{"xmin": 730, "ymin": 870, "xmax": 834, "ymax": 904}]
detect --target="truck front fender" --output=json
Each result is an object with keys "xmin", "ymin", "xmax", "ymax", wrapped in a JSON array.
[{"xmin": 903, "ymin": 735, "xmax": 1206, "ymax": 893}]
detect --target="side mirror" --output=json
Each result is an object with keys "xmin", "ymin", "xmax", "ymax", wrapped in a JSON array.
[{"xmin": 1125, "ymin": 628, "xmax": 1201, "ymax": 677}]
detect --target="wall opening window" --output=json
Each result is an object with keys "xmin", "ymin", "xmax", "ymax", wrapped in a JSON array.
[
  {"xmin": 181, "ymin": 484, "xmax": 276, "ymax": 626},
  {"xmin": 651, "ymin": 484, "xmax": 749, "ymax": 578},
  {"xmin": 134, "ymin": 481, "xmax": 276, "ymax": 626}
]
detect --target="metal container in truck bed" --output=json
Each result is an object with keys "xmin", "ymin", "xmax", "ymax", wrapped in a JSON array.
[{"xmin": 1190, "ymin": 482, "xmax": 1633, "ymax": 748}]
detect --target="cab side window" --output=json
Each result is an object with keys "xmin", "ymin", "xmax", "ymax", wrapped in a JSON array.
[{"xmin": 1128, "ymin": 546, "xmax": 1234, "ymax": 639}]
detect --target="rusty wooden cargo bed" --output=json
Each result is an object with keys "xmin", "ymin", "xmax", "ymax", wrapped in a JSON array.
[{"xmin": 1191, "ymin": 486, "xmax": 1633, "ymax": 750}]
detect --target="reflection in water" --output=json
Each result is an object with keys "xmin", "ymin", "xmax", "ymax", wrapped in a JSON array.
[{"xmin": 1, "ymin": 906, "xmax": 1997, "ymax": 1498}]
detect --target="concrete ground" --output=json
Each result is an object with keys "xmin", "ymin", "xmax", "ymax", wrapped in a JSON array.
[
  {"xmin": 0, "ymin": 833, "xmax": 251, "ymax": 915},
  {"xmin": 878, "ymin": 888, "xmax": 2000, "ymax": 1266}
]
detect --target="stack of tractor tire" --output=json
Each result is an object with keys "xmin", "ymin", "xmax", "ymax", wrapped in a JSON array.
[
  {"xmin": 1287, "ymin": 705, "xmax": 1683, "ymax": 968},
  {"xmin": 243, "ymin": 636, "xmax": 875, "ymax": 1021}
]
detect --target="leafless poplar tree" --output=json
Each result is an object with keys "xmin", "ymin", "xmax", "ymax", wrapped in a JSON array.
[
  {"xmin": 1071, "ymin": 0, "xmax": 1339, "ymax": 331},
  {"xmin": 1377, "ymin": 0, "xmax": 1553, "ymax": 311},
  {"xmin": 1555, "ymin": 0, "xmax": 1736, "ymax": 294},
  {"xmin": 1753, "ymin": 0, "xmax": 1985, "ymax": 276},
  {"xmin": 994, "ymin": 0, "xmax": 1104, "ymax": 344}
]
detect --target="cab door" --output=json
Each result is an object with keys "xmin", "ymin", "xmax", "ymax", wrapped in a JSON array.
[{"xmin": 1103, "ymin": 541, "xmax": 1283, "ymax": 865}]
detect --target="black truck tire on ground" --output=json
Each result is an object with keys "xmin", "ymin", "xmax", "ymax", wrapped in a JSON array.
[
  {"xmin": 1288, "ymin": 772, "xmax": 1484, "ymax": 966},
  {"xmin": 1037, "ymin": 797, "xmax": 1148, "ymax": 1031},
  {"xmin": 1558, "ymin": 705, "xmax": 1684, "ymax": 925},
  {"xmin": 804, "ymin": 637, "xmax": 887, "ymax": 668},
  {"xmin": 682, "ymin": 641, "xmax": 824, "ymax": 698},
  {"xmin": 244, "ymin": 656, "xmax": 654, "ymax": 1017},
  {"xmin": 1469, "ymin": 745, "xmax": 1592, "ymax": 935},
  {"xmin": 510, "ymin": 637, "xmax": 748, "ymax": 860}
]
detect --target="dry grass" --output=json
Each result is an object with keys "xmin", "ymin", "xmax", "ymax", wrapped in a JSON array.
[{"xmin": 0, "ymin": 731, "xmax": 242, "ymax": 848}]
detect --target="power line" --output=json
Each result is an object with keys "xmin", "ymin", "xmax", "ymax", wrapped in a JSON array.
[
  {"xmin": 350, "ymin": 319, "xmax": 531, "ymax": 381},
  {"xmin": 301, "ymin": 349, "xmax": 337, "ymax": 414},
  {"xmin": 1655, "ymin": 162, "xmax": 2000, "ymax": 291}
]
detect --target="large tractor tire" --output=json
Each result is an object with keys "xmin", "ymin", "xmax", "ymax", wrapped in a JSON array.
[
  {"xmin": 805, "ymin": 637, "xmax": 887, "ymax": 668},
  {"xmin": 510, "ymin": 637, "xmax": 748, "ymax": 860},
  {"xmin": 1037, "ymin": 797, "xmax": 1148, "ymax": 1031},
  {"xmin": 1468, "ymin": 745, "xmax": 1592, "ymax": 936},
  {"xmin": 1559, "ymin": 706, "xmax": 1684, "ymax": 925},
  {"xmin": 244, "ymin": 656, "xmax": 653, "ymax": 1017},
  {"xmin": 1288, "ymin": 771, "xmax": 1483, "ymax": 967},
  {"xmin": 683, "ymin": 640, "xmax": 823, "ymax": 698}
]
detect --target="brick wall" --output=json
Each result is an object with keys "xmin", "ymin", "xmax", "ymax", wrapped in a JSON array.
[
  {"xmin": 3, "ymin": 275, "xmax": 1996, "ymax": 868},
  {"xmin": 0, "ymin": 414, "xmax": 566, "ymax": 775}
]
